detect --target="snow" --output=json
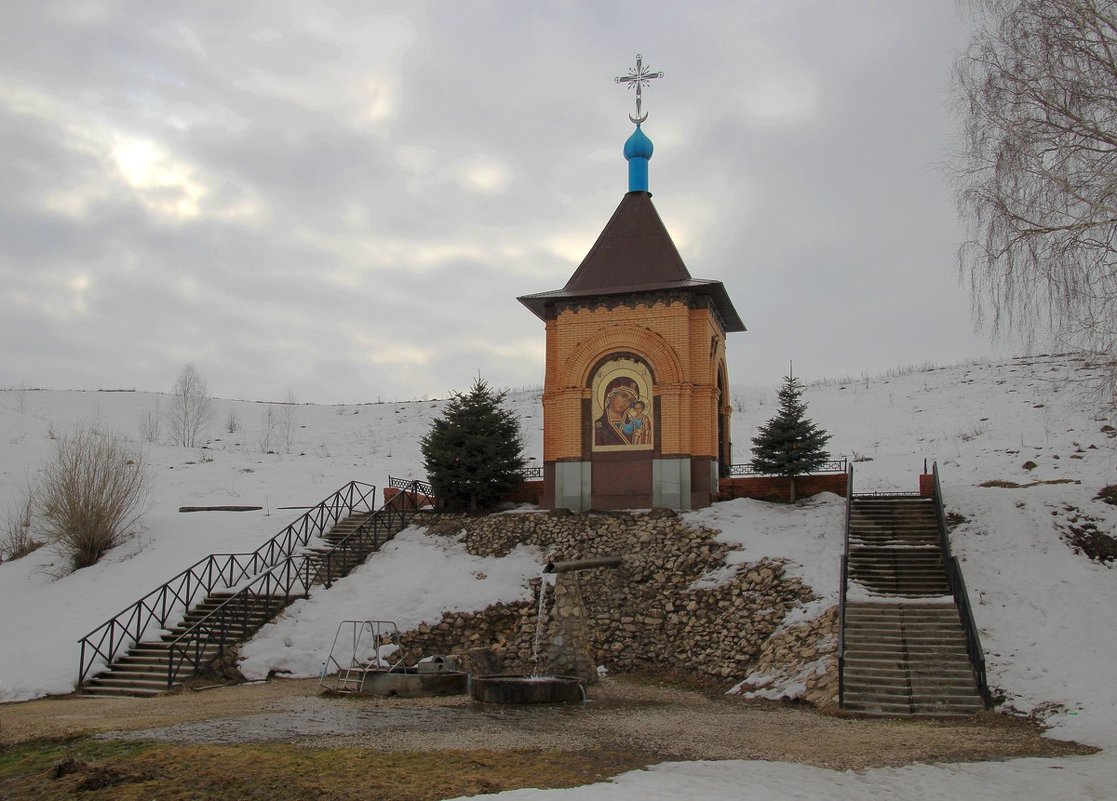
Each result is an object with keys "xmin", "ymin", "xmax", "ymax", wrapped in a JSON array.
[
  {"xmin": 2, "ymin": 355, "xmax": 1117, "ymax": 799},
  {"xmin": 438, "ymin": 756, "xmax": 1116, "ymax": 801},
  {"xmin": 0, "ymin": 388, "xmax": 544, "ymax": 702},
  {"xmin": 685, "ymin": 492, "xmax": 845, "ymax": 595},
  {"xmin": 237, "ymin": 528, "xmax": 544, "ymax": 680}
]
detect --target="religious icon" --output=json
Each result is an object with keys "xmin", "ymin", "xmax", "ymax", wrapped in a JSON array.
[{"xmin": 592, "ymin": 357, "xmax": 654, "ymax": 451}]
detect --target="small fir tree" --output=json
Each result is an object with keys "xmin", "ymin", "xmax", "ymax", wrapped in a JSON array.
[
  {"xmin": 750, "ymin": 370, "xmax": 832, "ymax": 502},
  {"xmin": 420, "ymin": 377, "xmax": 526, "ymax": 512}
]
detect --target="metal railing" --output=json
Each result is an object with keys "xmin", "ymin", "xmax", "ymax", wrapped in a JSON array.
[
  {"xmin": 727, "ymin": 457, "xmax": 848, "ymax": 477},
  {"xmin": 318, "ymin": 484, "xmax": 425, "ymax": 588},
  {"xmin": 852, "ymin": 490, "xmax": 923, "ymax": 498},
  {"xmin": 520, "ymin": 466, "xmax": 543, "ymax": 480},
  {"xmin": 837, "ymin": 463, "xmax": 853, "ymax": 708},
  {"xmin": 930, "ymin": 462, "xmax": 992, "ymax": 708},
  {"xmin": 166, "ymin": 555, "xmax": 317, "ymax": 687},
  {"xmin": 160, "ymin": 483, "xmax": 427, "ymax": 687},
  {"xmin": 77, "ymin": 481, "xmax": 377, "ymax": 686},
  {"xmin": 387, "ymin": 475, "xmax": 434, "ymax": 496}
]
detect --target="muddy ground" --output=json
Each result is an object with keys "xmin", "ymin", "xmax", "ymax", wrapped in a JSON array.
[{"xmin": 0, "ymin": 676, "xmax": 1098, "ymax": 801}]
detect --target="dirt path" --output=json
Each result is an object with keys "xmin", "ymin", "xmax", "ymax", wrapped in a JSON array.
[{"xmin": 0, "ymin": 676, "xmax": 1093, "ymax": 771}]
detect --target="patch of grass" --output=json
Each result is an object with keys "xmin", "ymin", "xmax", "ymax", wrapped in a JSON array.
[
  {"xmin": 0, "ymin": 736, "xmax": 649, "ymax": 801},
  {"xmin": 957, "ymin": 423, "xmax": 988, "ymax": 442},
  {"xmin": 1094, "ymin": 485, "xmax": 1117, "ymax": 506}
]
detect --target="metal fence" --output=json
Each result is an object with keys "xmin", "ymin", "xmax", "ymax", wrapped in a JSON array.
[{"xmin": 727, "ymin": 457, "xmax": 848, "ymax": 477}]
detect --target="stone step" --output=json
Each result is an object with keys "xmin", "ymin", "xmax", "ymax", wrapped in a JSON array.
[
  {"xmin": 849, "ymin": 558, "xmax": 945, "ymax": 566},
  {"xmin": 845, "ymin": 602, "xmax": 958, "ymax": 614},
  {"xmin": 844, "ymin": 617, "xmax": 963, "ymax": 629},
  {"xmin": 843, "ymin": 635, "xmax": 969, "ymax": 649},
  {"xmin": 844, "ymin": 639, "xmax": 969, "ymax": 652},
  {"xmin": 80, "ymin": 684, "xmax": 164, "ymax": 698},
  {"xmin": 845, "ymin": 658, "xmax": 973, "ymax": 674},
  {"xmin": 83, "ymin": 675, "xmax": 170, "ymax": 691},
  {"xmin": 849, "ymin": 569, "xmax": 948, "ymax": 580},
  {"xmin": 848, "ymin": 578, "xmax": 950, "ymax": 587},
  {"xmin": 845, "ymin": 669, "xmax": 976, "ymax": 687},
  {"xmin": 843, "ymin": 674, "xmax": 911, "ymax": 690},
  {"xmin": 849, "ymin": 561, "xmax": 945, "ymax": 569},
  {"xmin": 850, "ymin": 584, "xmax": 952, "ymax": 595}
]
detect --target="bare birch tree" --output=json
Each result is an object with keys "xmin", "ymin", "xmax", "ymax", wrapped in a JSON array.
[
  {"xmin": 952, "ymin": 0, "xmax": 1117, "ymax": 407},
  {"xmin": 279, "ymin": 389, "xmax": 298, "ymax": 454},
  {"xmin": 169, "ymin": 364, "xmax": 213, "ymax": 447}
]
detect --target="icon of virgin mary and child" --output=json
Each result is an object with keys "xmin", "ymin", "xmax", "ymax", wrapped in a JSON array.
[{"xmin": 594, "ymin": 376, "xmax": 653, "ymax": 447}]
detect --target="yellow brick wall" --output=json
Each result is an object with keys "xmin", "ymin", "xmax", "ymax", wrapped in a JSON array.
[{"xmin": 542, "ymin": 299, "xmax": 730, "ymax": 461}]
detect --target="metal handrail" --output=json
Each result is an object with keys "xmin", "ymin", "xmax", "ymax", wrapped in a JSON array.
[
  {"xmin": 387, "ymin": 475, "xmax": 434, "ymax": 496},
  {"xmin": 728, "ymin": 458, "xmax": 848, "ymax": 478},
  {"xmin": 162, "ymin": 482, "xmax": 427, "ymax": 687},
  {"xmin": 930, "ymin": 462, "xmax": 991, "ymax": 708},
  {"xmin": 318, "ymin": 485, "xmax": 424, "ymax": 588},
  {"xmin": 837, "ymin": 462, "xmax": 853, "ymax": 708},
  {"xmin": 77, "ymin": 481, "xmax": 376, "ymax": 686},
  {"xmin": 166, "ymin": 554, "xmax": 317, "ymax": 687}
]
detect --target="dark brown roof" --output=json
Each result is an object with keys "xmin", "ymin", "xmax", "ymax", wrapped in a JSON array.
[
  {"xmin": 564, "ymin": 191, "xmax": 692, "ymax": 291},
  {"xmin": 518, "ymin": 191, "xmax": 746, "ymax": 332}
]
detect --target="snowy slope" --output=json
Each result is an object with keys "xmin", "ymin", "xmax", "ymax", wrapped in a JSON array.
[
  {"xmin": 0, "ymin": 388, "xmax": 543, "ymax": 701},
  {"xmin": 0, "ymin": 356, "xmax": 1115, "ymax": 761}
]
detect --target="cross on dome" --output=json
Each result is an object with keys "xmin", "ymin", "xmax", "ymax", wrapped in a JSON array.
[{"xmin": 614, "ymin": 53, "xmax": 663, "ymax": 124}]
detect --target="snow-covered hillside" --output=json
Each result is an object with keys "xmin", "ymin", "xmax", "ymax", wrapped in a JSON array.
[{"xmin": 1, "ymin": 355, "xmax": 1115, "ymax": 756}]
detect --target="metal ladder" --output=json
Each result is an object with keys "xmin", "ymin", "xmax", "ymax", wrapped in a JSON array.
[{"xmin": 319, "ymin": 619, "xmax": 403, "ymax": 694}]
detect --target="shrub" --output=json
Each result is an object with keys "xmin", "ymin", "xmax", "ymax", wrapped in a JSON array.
[
  {"xmin": 1, "ymin": 489, "xmax": 41, "ymax": 562},
  {"xmin": 34, "ymin": 425, "xmax": 149, "ymax": 571}
]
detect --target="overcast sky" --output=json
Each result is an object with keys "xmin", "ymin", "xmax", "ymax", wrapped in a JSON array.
[{"xmin": 0, "ymin": 1, "xmax": 1005, "ymax": 404}]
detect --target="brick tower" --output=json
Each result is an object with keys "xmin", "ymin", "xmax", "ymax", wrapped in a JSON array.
[{"xmin": 519, "ymin": 109, "xmax": 745, "ymax": 511}]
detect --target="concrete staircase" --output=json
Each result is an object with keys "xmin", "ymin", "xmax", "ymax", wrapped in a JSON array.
[
  {"xmin": 841, "ymin": 496, "xmax": 984, "ymax": 716},
  {"xmin": 842, "ymin": 601, "xmax": 984, "ymax": 715},
  {"xmin": 80, "ymin": 592, "xmax": 295, "ymax": 697},
  {"xmin": 81, "ymin": 510, "xmax": 384, "ymax": 697},
  {"xmin": 847, "ymin": 497, "xmax": 949, "ymax": 597},
  {"xmin": 305, "ymin": 512, "xmax": 380, "ymax": 583}
]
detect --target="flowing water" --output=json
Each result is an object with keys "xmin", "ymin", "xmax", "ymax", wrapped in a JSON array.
[{"xmin": 530, "ymin": 572, "xmax": 555, "ymax": 675}]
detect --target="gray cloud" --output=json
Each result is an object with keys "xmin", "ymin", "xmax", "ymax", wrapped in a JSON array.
[{"xmin": 0, "ymin": 2, "xmax": 998, "ymax": 404}]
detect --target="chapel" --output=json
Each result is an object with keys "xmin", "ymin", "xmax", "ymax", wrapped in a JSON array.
[{"xmin": 518, "ymin": 58, "xmax": 745, "ymax": 511}]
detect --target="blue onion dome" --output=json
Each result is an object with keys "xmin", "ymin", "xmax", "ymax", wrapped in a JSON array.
[{"xmin": 623, "ymin": 125, "xmax": 654, "ymax": 160}]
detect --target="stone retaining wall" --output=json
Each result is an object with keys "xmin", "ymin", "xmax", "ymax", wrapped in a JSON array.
[{"xmin": 396, "ymin": 508, "xmax": 838, "ymax": 705}]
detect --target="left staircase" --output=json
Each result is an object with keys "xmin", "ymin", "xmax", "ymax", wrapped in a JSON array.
[
  {"xmin": 80, "ymin": 590, "xmax": 306, "ymax": 697},
  {"xmin": 78, "ymin": 481, "xmax": 426, "ymax": 697}
]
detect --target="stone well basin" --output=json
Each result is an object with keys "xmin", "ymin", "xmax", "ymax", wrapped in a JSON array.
[{"xmin": 470, "ymin": 675, "xmax": 585, "ymax": 705}]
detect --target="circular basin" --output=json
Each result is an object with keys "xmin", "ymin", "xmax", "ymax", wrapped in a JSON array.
[{"xmin": 471, "ymin": 674, "xmax": 584, "ymax": 704}]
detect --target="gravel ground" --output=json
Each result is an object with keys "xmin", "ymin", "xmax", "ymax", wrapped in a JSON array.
[{"xmin": 0, "ymin": 676, "xmax": 1094, "ymax": 771}]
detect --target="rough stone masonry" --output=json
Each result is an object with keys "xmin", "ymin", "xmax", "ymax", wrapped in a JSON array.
[{"xmin": 397, "ymin": 508, "xmax": 838, "ymax": 707}]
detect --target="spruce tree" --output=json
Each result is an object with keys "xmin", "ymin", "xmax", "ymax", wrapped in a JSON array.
[
  {"xmin": 420, "ymin": 377, "xmax": 526, "ymax": 512},
  {"xmin": 750, "ymin": 371, "xmax": 832, "ymax": 502}
]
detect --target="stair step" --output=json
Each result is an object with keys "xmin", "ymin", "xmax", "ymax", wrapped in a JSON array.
[{"xmin": 80, "ymin": 685, "xmax": 165, "ymax": 698}]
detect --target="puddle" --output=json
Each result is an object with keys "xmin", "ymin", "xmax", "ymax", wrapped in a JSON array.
[{"xmin": 97, "ymin": 690, "xmax": 661, "ymax": 745}]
